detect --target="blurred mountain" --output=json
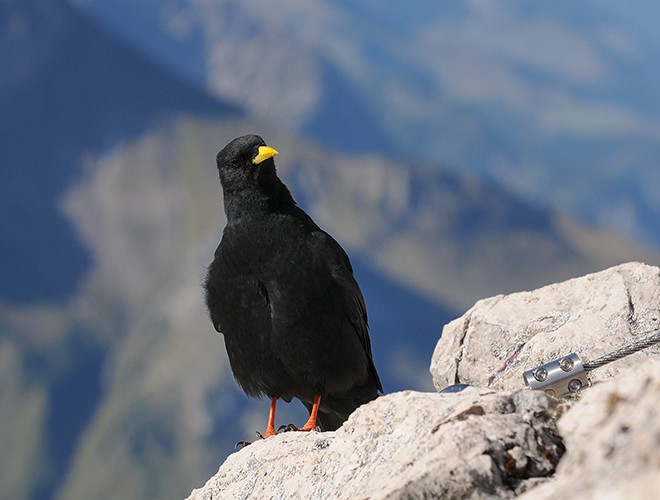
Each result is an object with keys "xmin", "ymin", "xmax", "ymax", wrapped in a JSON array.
[
  {"xmin": 0, "ymin": 0, "xmax": 238, "ymax": 303},
  {"xmin": 72, "ymin": 0, "xmax": 660, "ymax": 247},
  {"xmin": 1, "ymin": 1, "xmax": 659, "ymax": 500}
]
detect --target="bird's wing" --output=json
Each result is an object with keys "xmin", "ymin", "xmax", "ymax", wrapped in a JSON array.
[{"xmin": 312, "ymin": 230, "xmax": 383, "ymax": 393}]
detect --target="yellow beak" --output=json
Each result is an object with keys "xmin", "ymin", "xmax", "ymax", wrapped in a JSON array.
[{"xmin": 252, "ymin": 146, "xmax": 279, "ymax": 165}]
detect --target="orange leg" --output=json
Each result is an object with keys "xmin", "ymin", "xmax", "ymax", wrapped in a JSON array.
[
  {"xmin": 262, "ymin": 397, "xmax": 278, "ymax": 438},
  {"xmin": 300, "ymin": 394, "xmax": 321, "ymax": 432}
]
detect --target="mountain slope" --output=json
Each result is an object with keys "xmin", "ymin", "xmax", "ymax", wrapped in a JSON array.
[
  {"xmin": 0, "ymin": 0, "xmax": 239, "ymax": 497},
  {"xmin": 0, "ymin": 0, "xmax": 239, "ymax": 302}
]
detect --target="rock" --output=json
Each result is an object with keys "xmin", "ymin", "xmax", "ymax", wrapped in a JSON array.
[
  {"xmin": 518, "ymin": 358, "xmax": 660, "ymax": 499},
  {"xmin": 187, "ymin": 389, "xmax": 564, "ymax": 500},
  {"xmin": 431, "ymin": 261, "xmax": 660, "ymax": 392},
  {"xmin": 187, "ymin": 262, "xmax": 660, "ymax": 499}
]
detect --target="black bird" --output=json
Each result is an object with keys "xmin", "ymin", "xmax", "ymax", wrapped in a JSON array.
[{"xmin": 204, "ymin": 134, "xmax": 382, "ymax": 439}]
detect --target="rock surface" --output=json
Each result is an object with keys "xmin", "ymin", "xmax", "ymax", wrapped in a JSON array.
[
  {"xmin": 187, "ymin": 389, "xmax": 563, "ymax": 500},
  {"xmin": 431, "ymin": 261, "xmax": 660, "ymax": 392},
  {"xmin": 519, "ymin": 359, "xmax": 660, "ymax": 499},
  {"xmin": 187, "ymin": 262, "xmax": 660, "ymax": 499}
]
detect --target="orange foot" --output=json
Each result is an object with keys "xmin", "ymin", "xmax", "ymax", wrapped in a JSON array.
[{"xmin": 278, "ymin": 394, "xmax": 321, "ymax": 433}]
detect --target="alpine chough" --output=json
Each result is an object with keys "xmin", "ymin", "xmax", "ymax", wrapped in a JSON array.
[{"xmin": 204, "ymin": 134, "xmax": 382, "ymax": 439}]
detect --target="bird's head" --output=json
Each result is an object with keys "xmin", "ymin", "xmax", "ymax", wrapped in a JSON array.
[
  {"xmin": 216, "ymin": 134, "xmax": 278, "ymax": 181},
  {"xmin": 216, "ymin": 135, "xmax": 293, "ymax": 215},
  {"xmin": 215, "ymin": 134, "xmax": 280, "ymax": 193}
]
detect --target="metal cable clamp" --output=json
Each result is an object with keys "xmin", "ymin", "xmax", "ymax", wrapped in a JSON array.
[
  {"xmin": 523, "ymin": 329, "xmax": 660, "ymax": 398},
  {"xmin": 523, "ymin": 353, "xmax": 587, "ymax": 397}
]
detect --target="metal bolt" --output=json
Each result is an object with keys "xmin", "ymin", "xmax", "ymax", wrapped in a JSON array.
[
  {"xmin": 559, "ymin": 356, "xmax": 574, "ymax": 372},
  {"xmin": 545, "ymin": 389, "xmax": 556, "ymax": 397},
  {"xmin": 533, "ymin": 367, "xmax": 548, "ymax": 382},
  {"xmin": 568, "ymin": 379, "xmax": 583, "ymax": 393}
]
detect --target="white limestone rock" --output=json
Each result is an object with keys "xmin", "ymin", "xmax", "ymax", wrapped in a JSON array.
[
  {"xmin": 187, "ymin": 389, "xmax": 563, "ymax": 500},
  {"xmin": 430, "ymin": 262, "xmax": 660, "ymax": 392},
  {"xmin": 518, "ymin": 359, "xmax": 660, "ymax": 499}
]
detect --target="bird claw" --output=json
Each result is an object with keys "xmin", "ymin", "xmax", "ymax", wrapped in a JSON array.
[
  {"xmin": 277, "ymin": 423, "xmax": 319, "ymax": 433},
  {"xmin": 235, "ymin": 429, "xmax": 271, "ymax": 449}
]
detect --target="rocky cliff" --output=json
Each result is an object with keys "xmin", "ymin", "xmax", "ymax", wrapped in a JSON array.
[{"xmin": 187, "ymin": 262, "xmax": 660, "ymax": 499}]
